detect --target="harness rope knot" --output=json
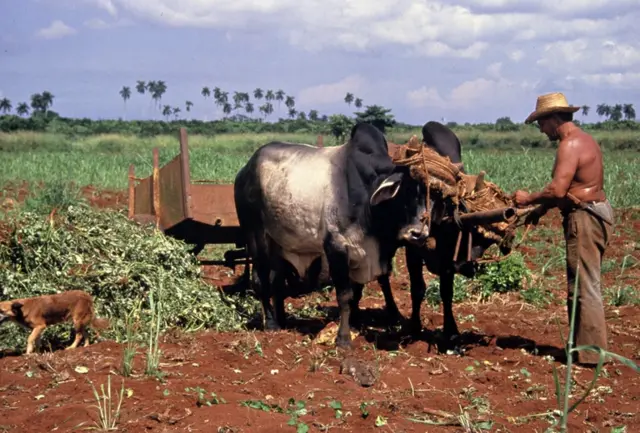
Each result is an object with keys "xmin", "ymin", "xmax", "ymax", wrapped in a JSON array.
[{"xmin": 391, "ymin": 135, "xmax": 534, "ymax": 264}]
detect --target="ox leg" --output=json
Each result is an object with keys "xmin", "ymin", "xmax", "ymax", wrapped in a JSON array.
[
  {"xmin": 249, "ymin": 233, "xmax": 281, "ymax": 331},
  {"xmin": 440, "ymin": 268, "xmax": 461, "ymax": 350},
  {"xmin": 256, "ymin": 263, "xmax": 280, "ymax": 331},
  {"xmin": 271, "ymin": 262, "xmax": 288, "ymax": 330},
  {"xmin": 349, "ymin": 283, "xmax": 364, "ymax": 329},
  {"xmin": 325, "ymin": 248, "xmax": 354, "ymax": 349},
  {"xmin": 376, "ymin": 275, "xmax": 402, "ymax": 326},
  {"xmin": 405, "ymin": 246, "xmax": 426, "ymax": 337}
]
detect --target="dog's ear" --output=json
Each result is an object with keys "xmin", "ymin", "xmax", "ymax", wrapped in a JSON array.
[{"xmin": 11, "ymin": 302, "xmax": 24, "ymax": 319}]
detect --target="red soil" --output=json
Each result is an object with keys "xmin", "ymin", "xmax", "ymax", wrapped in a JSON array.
[{"xmin": 1, "ymin": 185, "xmax": 638, "ymax": 433}]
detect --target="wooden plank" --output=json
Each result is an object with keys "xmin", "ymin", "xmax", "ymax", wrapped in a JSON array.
[
  {"xmin": 189, "ymin": 184, "xmax": 239, "ymax": 227},
  {"xmin": 158, "ymin": 153, "xmax": 188, "ymax": 230}
]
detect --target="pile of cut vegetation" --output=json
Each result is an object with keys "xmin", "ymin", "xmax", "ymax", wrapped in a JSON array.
[{"xmin": 0, "ymin": 196, "xmax": 259, "ymax": 352}]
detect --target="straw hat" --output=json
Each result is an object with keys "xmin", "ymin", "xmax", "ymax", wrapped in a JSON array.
[{"xmin": 524, "ymin": 92, "xmax": 581, "ymax": 124}]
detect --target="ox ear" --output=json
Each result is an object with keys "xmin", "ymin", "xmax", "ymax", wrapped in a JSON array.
[{"xmin": 370, "ymin": 173, "xmax": 403, "ymax": 206}]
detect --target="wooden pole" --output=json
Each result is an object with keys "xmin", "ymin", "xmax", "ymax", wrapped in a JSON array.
[
  {"xmin": 128, "ymin": 164, "xmax": 135, "ymax": 219},
  {"xmin": 152, "ymin": 148, "xmax": 160, "ymax": 229}
]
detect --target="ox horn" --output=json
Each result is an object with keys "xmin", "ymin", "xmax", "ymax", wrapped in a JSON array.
[{"xmin": 474, "ymin": 170, "xmax": 486, "ymax": 192}]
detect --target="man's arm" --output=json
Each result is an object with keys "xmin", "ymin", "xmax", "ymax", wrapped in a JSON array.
[{"xmin": 518, "ymin": 139, "xmax": 580, "ymax": 207}]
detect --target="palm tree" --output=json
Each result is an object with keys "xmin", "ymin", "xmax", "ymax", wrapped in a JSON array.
[
  {"xmin": 162, "ymin": 104, "xmax": 172, "ymax": 120},
  {"xmin": 119, "ymin": 86, "xmax": 131, "ymax": 118},
  {"xmin": 215, "ymin": 90, "xmax": 228, "ymax": 110},
  {"xmin": 172, "ymin": 106, "xmax": 181, "ymax": 120},
  {"xmin": 16, "ymin": 102, "xmax": 29, "ymax": 117},
  {"xmin": 285, "ymin": 95, "xmax": 295, "ymax": 112},
  {"xmin": 354, "ymin": 98, "xmax": 363, "ymax": 109},
  {"xmin": 288, "ymin": 108, "xmax": 297, "ymax": 119},
  {"xmin": 259, "ymin": 102, "xmax": 274, "ymax": 120},
  {"xmin": 135, "ymin": 80, "xmax": 147, "ymax": 117},
  {"xmin": 344, "ymin": 92, "xmax": 354, "ymax": 107},
  {"xmin": 41, "ymin": 91, "xmax": 54, "ymax": 112},
  {"xmin": 308, "ymin": 109, "xmax": 319, "ymax": 121},
  {"xmin": 154, "ymin": 80, "xmax": 167, "ymax": 110},
  {"xmin": 275, "ymin": 89, "xmax": 285, "ymax": 112},
  {"xmin": 253, "ymin": 88, "xmax": 264, "ymax": 101},
  {"xmin": 185, "ymin": 100, "xmax": 193, "ymax": 119},
  {"xmin": 213, "ymin": 87, "xmax": 222, "ymax": 101},
  {"xmin": 623, "ymin": 103, "xmax": 636, "ymax": 120},
  {"xmin": 233, "ymin": 91, "xmax": 244, "ymax": 112},
  {"xmin": 30, "ymin": 93, "xmax": 44, "ymax": 113},
  {"xmin": 245, "ymin": 102, "xmax": 254, "ymax": 118},
  {"xmin": 610, "ymin": 104, "xmax": 623, "ymax": 121},
  {"xmin": 581, "ymin": 105, "xmax": 590, "ymax": 117},
  {"xmin": 146, "ymin": 81, "xmax": 157, "ymax": 115},
  {"xmin": 30, "ymin": 92, "xmax": 53, "ymax": 114},
  {"xmin": 265, "ymin": 90, "xmax": 275, "ymax": 104},
  {"xmin": 0, "ymin": 98, "xmax": 11, "ymax": 114},
  {"xmin": 135, "ymin": 80, "xmax": 146, "ymax": 95},
  {"xmin": 596, "ymin": 103, "xmax": 610, "ymax": 119},
  {"xmin": 222, "ymin": 102, "xmax": 232, "ymax": 117},
  {"xmin": 264, "ymin": 102, "xmax": 274, "ymax": 118},
  {"xmin": 201, "ymin": 87, "xmax": 210, "ymax": 100}
]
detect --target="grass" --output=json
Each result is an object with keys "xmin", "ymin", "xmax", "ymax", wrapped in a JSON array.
[{"xmin": 0, "ymin": 131, "xmax": 639, "ymax": 207}]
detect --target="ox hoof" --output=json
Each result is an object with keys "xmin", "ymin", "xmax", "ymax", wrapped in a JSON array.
[
  {"xmin": 335, "ymin": 335, "xmax": 354, "ymax": 350},
  {"xmin": 348, "ymin": 312, "xmax": 362, "ymax": 330},
  {"xmin": 401, "ymin": 320, "xmax": 422, "ymax": 339},
  {"xmin": 437, "ymin": 334, "xmax": 463, "ymax": 355},
  {"xmin": 263, "ymin": 318, "xmax": 283, "ymax": 332},
  {"xmin": 385, "ymin": 309, "xmax": 403, "ymax": 327}
]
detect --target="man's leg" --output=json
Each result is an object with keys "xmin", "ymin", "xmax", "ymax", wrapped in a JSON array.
[{"xmin": 564, "ymin": 209, "xmax": 613, "ymax": 365}]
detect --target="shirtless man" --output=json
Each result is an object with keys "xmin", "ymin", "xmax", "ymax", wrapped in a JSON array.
[{"xmin": 513, "ymin": 92, "xmax": 614, "ymax": 366}]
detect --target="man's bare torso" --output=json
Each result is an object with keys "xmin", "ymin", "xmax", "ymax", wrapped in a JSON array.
[{"xmin": 553, "ymin": 129, "xmax": 606, "ymax": 205}]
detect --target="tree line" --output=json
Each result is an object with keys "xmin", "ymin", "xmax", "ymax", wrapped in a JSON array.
[{"xmin": 0, "ymin": 84, "xmax": 637, "ymax": 142}]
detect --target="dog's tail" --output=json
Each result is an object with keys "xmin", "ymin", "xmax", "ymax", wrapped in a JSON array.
[{"xmin": 91, "ymin": 317, "xmax": 110, "ymax": 330}]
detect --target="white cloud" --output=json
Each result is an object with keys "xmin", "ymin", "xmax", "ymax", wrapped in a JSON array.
[
  {"xmin": 580, "ymin": 72, "xmax": 640, "ymax": 89},
  {"xmin": 486, "ymin": 62, "xmax": 502, "ymax": 79},
  {"xmin": 35, "ymin": 20, "xmax": 77, "ymax": 40},
  {"xmin": 509, "ymin": 50, "xmax": 524, "ymax": 62},
  {"xmin": 83, "ymin": 18, "xmax": 132, "ymax": 29},
  {"xmin": 90, "ymin": 0, "xmax": 118, "ymax": 17},
  {"xmin": 74, "ymin": 0, "xmax": 634, "ymax": 60},
  {"xmin": 407, "ymin": 86, "xmax": 445, "ymax": 108},
  {"xmin": 536, "ymin": 38, "xmax": 640, "ymax": 88},
  {"xmin": 538, "ymin": 39, "xmax": 640, "ymax": 74},
  {"xmin": 407, "ymin": 76, "xmax": 535, "ymax": 111},
  {"xmin": 297, "ymin": 75, "xmax": 366, "ymax": 107},
  {"xmin": 455, "ymin": 0, "xmax": 639, "ymax": 17},
  {"xmin": 413, "ymin": 41, "xmax": 489, "ymax": 59}
]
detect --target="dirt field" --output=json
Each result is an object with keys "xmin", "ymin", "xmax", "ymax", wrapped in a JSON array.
[{"xmin": 1, "ymin": 186, "xmax": 638, "ymax": 433}]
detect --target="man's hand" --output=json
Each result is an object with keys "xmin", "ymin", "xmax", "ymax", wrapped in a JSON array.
[
  {"xmin": 513, "ymin": 190, "xmax": 530, "ymax": 208},
  {"xmin": 524, "ymin": 205, "xmax": 548, "ymax": 226}
]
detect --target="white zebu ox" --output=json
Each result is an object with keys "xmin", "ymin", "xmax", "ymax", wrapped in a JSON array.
[{"xmin": 233, "ymin": 123, "xmax": 432, "ymax": 348}]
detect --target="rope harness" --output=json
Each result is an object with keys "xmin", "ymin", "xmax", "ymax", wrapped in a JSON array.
[{"xmin": 390, "ymin": 135, "xmax": 535, "ymax": 265}]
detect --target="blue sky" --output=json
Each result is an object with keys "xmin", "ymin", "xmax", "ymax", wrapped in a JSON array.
[{"xmin": 1, "ymin": 0, "xmax": 639, "ymax": 125}]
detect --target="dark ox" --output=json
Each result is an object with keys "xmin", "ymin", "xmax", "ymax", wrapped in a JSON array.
[
  {"xmin": 380, "ymin": 121, "xmax": 514, "ymax": 351},
  {"xmin": 233, "ymin": 122, "xmax": 431, "ymax": 348}
]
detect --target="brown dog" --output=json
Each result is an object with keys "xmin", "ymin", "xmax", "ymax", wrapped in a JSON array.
[{"xmin": 0, "ymin": 290, "xmax": 110, "ymax": 354}]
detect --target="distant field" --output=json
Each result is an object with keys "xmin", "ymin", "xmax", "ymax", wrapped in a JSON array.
[{"xmin": 1, "ymin": 131, "xmax": 639, "ymax": 207}]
